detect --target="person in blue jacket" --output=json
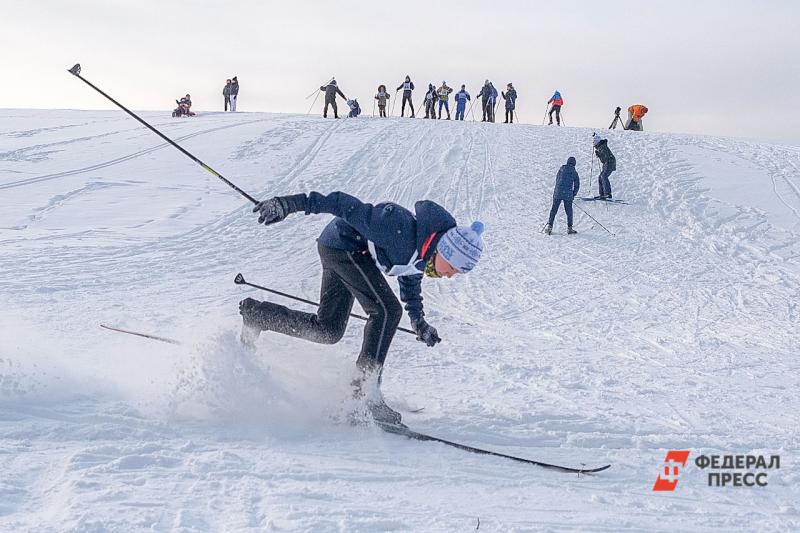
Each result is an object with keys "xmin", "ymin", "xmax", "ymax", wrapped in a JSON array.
[
  {"xmin": 454, "ymin": 85, "xmax": 470, "ymax": 120},
  {"xmin": 501, "ymin": 83, "xmax": 517, "ymax": 123},
  {"xmin": 240, "ymin": 191, "xmax": 485, "ymax": 424},
  {"xmin": 544, "ymin": 157, "xmax": 580, "ymax": 235}
]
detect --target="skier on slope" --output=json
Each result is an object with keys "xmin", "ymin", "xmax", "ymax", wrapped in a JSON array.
[
  {"xmin": 423, "ymin": 83, "xmax": 438, "ymax": 119},
  {"xmin": 320, "ymin": 79, "xmax": 347, "ymax": 119},
  {"xmin": 223, "ymin": 79, "xmax": 232, "ymax": 111},
  {"xmin": 544, "ymin": 157, "xmax": 580, "ymax": 235},
  {"xmin": 396, "ymin": 75, "xmax": 415, "ymax": 118},
  {"xmin": 501, "ymin": 83, "xmax": 517, "ymax": 124},
  {"xmin": 239, "ymin": 191, "xmax": 485, "ymax": 424},
  {"xmin": 229, "ymin": 76, "xmax": 239, "ymax": 112},
  {"xmin": 625, "ymin": 104, "xmax": 648, "ymax": 131},
  {"xmin": 477, "ymin": 81, "xmax": 498, "ymax": 122},
  {"xmin": 547, "ymin": 90, "xmax": 563, "ymax": 125},
  {"xmin": 592, "ymin": 132, "xmax": 616, "ymax": 199},
  {"xmin": 437, "ymin": 81, "xmax": 453, "ymax": 120},
  {"xmin": 454, "ymin": 85, "xmax": 470, "ymax": 121},
  {"xmin": 375, "ymin": 85, "xmax": 390, "ymax": 118}
]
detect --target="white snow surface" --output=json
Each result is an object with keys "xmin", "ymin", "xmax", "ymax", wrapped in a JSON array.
[{"xmin": 1, "ymin": 109, "xmax": 799, "ymax": 532}]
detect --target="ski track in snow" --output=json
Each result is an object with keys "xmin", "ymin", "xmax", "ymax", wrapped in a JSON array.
[{"xmin": 1, "ymin": 110, "xmax": 799, "ymax": 531}]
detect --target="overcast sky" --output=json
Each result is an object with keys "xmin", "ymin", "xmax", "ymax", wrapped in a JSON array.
[{"xmin": 2, "ymin": 0, "xmax": 798, "ymax": 143}]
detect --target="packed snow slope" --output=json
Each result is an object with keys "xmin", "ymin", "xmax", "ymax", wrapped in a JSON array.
[{"xmin": 1, "ymin": 109, "xmax": 799, "ymax": 531}]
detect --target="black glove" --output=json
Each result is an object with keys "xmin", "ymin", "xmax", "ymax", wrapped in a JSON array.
[
  {"xmin": 252, "ymin": 194, "xmax": 307, "ymax": 225},
  {"xmin": 412, "ymin": 318, "xmax": 441, "ymax": 347}
]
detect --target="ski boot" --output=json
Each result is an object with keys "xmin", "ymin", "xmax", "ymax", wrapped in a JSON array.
[
  {"xmin": 544, "ymin": 223, "xmax": 553, "ymax": 235},
  {"xmin": 567, "ymin": 226, "xmax": 578, "ymax": 235},
  {"xmin": 238, "ymin": 298, "xmax": 262, "ymax": 348}
]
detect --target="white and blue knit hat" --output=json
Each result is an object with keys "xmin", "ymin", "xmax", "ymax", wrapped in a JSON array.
[{"xmin": 437, "ymin": 221, "xmax": 485, "ymax": 273}]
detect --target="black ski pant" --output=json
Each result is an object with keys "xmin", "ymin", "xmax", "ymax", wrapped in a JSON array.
[
  {"xmin": 549, "ymin": 105, "xmax": 561, "ymax": 125},
  {"xmin": 547, "ymin": 198, "xmax": 574, "ymax": 227},
  {"xmin": 323, "ymin": 99, "xmax": 339, "ymax": 118},
  {"xmin": 379, "ymin": 105, "xmax": 386, "ymax": 118},
  {"xmin": 598, "ymin": 166, "xmax": 614, "ymax": 197},
  {"xmin": 401, "ymin": 94, "xmax": 414, "ymax": 117},
  {"xmin": 425, "ymin": 100, "xmax": 436, "ymax": 118},
  {"xmin": 224, "ymin": 95, "xmax": 230, "ymax": 111},
  {"xmin": 505, "ymin": 109, "xmax": 513, "ymax": 123},
  {"xmin": 481, "ymin": 99, "xmax": 489, "ymax": 121},
  {"xmin": 246, "ymin": 243, "xmax": 402, "ymax": 373}
]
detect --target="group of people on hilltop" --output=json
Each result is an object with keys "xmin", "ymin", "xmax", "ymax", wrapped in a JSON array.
[{"xmin": 222, "ymin": 77, "xmax": 240, "ymax": 112}]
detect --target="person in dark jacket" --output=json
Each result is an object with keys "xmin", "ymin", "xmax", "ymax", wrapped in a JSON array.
[
  {"xmin": 592, "ymin": 133, "xmax": 616, "ymax": 199},
  {"xmin": 375, "ymin": 85, "xmax": 390, "ymax": 118},
  {"xmin": 223, "ymin": 79, "xmax": 232, "ymax": 111},
  {"xmin": 423, "ymin": 83, "xmax": 437, "ymax": 119},
  {"xmin": 230, "ymin": 76, "xmax": 239, "ymax": 112},
  {"xmin": 320, "ymin": 79, "xmax": 346, "ymax": 118},
  {"xmin": 544, "ymin": 157, "xmax": 580, "ymax": 235},
  {"xmin": 477, "ymin": 80, "xmax": 490, "ymax": 121},
  {"xmin": 240, "ymin": 191, "xmax": 485, "ymax": 424},
  {"xmin": 436, "ymin": 81, "xmax": 453, "ymax": 120},
  {"xmin": 396, "ymin": 75, "xmax": 415, "ymax": 118},
  {"xmin": 501, "ymin": 83, "xmax": 517, "ymax": 123},
  {"xmin": 454, "ymin": 85, "xmax": 470, "ymax": 121}
]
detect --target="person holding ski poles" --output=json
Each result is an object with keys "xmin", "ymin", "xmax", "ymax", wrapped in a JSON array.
[
  {"xmin": 320, "ymin": 79, "xmax": 346, "ymax": 118},
  {"xmin": 223, "ymin": 79, "xmax": 232, "ymax": 111},
  {"xmin": 375, "ymin": 85, "xmax": 390, "ymax": 118},
  {"xmin": 396, "ymin": 75, "xmax": 415, "ymax": 118},
  {"xmin": 454, "ymin": 85, "xmax": 470, "ymax": 121},
  {"xmin": 544, "ymin": 157, "xmax": 580, "ymax": 235},
  {"xmin": 437, "ymin": 81, "xmax": 453, "ymax": 120},
  {"xmin": 477, "ymin": 81, "xmax": 497, "ymax": 122},
  {"xmin": 547, "ymin": 90, "xmax": 563, "ymax": 125},
  {"xmin": 592, "ymin": 132, "xmax": 616, "ymax": 199},
  {"xmin": 501, "ymin": 83, "xmax": 517, "ymax": 123},
  {"xmin": 240, "ymin": 191, "xmax": 485, "ymax": 424},
  {"xmin": 423, "ymin": 83, "xmax": 437, "ymax": 119}
]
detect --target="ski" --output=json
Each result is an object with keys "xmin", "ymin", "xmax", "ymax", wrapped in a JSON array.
[
  {"xmin": 376, "ymin": 421, "xmax": 610, "ymax": 474},
  {"xmin": 579, "ymin": 197, "xmax": 629, "ymax": 205},
  {"xmin": 100, "ymin": 324, "xmax": 182, "ymax": 345}
]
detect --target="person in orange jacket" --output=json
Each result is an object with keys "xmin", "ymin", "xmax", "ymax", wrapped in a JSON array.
[
  {"xmin": 547, "ymin": 90, "xmax": 563, "ymax": 125},
  {"xmin": 626, "ymin": 104, "xmax": 648, "ymax": 131}
]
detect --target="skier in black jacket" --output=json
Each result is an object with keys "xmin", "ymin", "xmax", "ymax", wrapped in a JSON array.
[
  {"xmin": 320, "ymin": 80, "xmax": 346, "ymax": 118},
  {"xmin": 396, "ymin": 75, "xmax": 415, "ymax": 118},
  {"xmin": 592, "ymin": 133, "xmax": 617, "ymax": 199}
]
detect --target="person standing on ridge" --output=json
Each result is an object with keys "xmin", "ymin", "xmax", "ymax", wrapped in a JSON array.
[
  {"xmin": 240, "ymin": 191, "xmax": 486, "ymax": 424},
  {"xmin": 230, "ymin": 76, "xmax": 239, "ymax": 112},
  {"xmin": 423, "ymin": 83, "xmax": 437, "ymax": 119},
  {"xmin": 592, "ymin": 132, "xmax": 616, "ymax": 199},
  {"xmin": 454, "ymin": 85, "xmax": 470, "ymax": 121},
  {"xmin": 437, "ymin": 81, "xmax": 453, "ymax": 120},
  {"xmin": 375, "ymin": 85, "xmax": 390, "ymax": 118},
  {"xmin": 625, "ymin": 104, "xmax": 648, "ymax": 131},
  {"xmin": 501, "ymin": 83, "xmax": 517, "ymax": 123},
  {"xmin": 547, "ymin": 90, "xmax": 563, "ymax": 125},
  {"xmin": 320, "ymin": 79, "xmax": 347, "ymax": 118},
  {"xmin": 544, "ymin": 157, "xmax": 580, "ymax": 235},
  {"xmin": 396, "ymin": 75, "xmax": 415, "ymax": 117},
  {"xmin": 223, "ymin": 79, "xmax": 232, "ymax": 111}
]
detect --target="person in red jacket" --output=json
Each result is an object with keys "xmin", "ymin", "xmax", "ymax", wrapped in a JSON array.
[{"xmin": 547, "ymin": 90, "xmax": 563, "ymax": 125}]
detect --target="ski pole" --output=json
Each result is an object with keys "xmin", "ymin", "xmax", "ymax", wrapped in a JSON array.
[
  {"xmin": 560, "ymin": 109, "xmax": 566, "ymax": 126},
  {"xmin": 67, "ymin": 64, "xmax": 258, "ymax": 205},
  {"xmin": 306, "ymin": 89, "xmax": 322, "ymax": 115},
  {"xmin": 306, "ymin": 77, "xmax": 333, "ymax": 100},
  {"xmin": 372, "ymin": 97, "xmax": 376, "ymax": 118},
  {"xmin": 573, "ymin": 202, "xmax": 614, "ymax": 236},
  {"xmin": 234, "ymin": 273, "xmax": 417, "ymax": 336},
  {"xmin": 542, "ymin": 104, "xmax": 550, "ymax": 125},
  {"xmin": 466, "ymin": 98, "xmax": 476, "ymax": 121},
  {"xmin": 390, "ymin": 89, "xmax": 400, "ymax": 116}
]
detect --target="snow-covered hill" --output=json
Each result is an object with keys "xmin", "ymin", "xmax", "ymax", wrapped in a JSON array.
[{"xmin": 1, "ymin": 109, "xmax": 799, "ymax": 531}]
